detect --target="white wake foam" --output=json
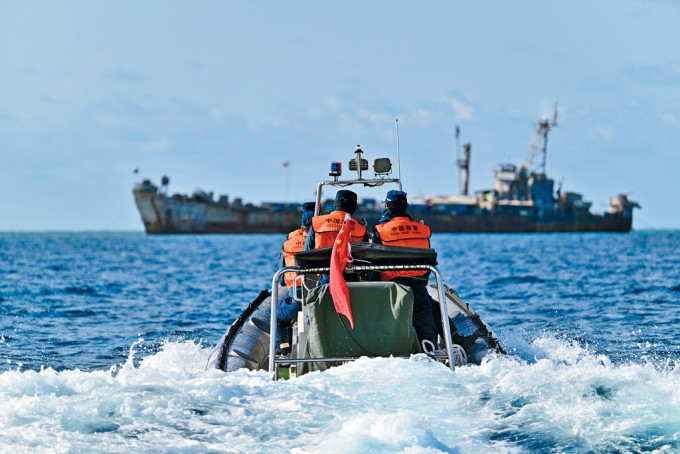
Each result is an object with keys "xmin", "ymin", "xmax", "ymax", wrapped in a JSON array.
[{"xmin": 1, "ymin": 337, "xmax": 679, "ymax": 453}]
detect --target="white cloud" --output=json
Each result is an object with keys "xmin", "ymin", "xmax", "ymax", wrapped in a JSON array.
[
  {"xmin": 408, "ymin": 108, "xmax": 437, "ymax": 127},
  {"xmin": 444, "ymin": 98, "xmax": 475, "ymax": 121},
  {"xmin": 659, "ymin": 113, "xmax": 680, "ymax": 128},
  {"xmin": 358, "ymin": 109, "xmax": 392, "ymax": 126},
  {"xmin": 326, "ymin": 97, "xmax": 342, "ymax": 110}
]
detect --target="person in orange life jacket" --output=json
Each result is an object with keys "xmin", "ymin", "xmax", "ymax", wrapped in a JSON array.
[
  {"xmin": 276, "ymin": 202, "xmax": 315, "ymax": 355},
  {"xmin": 372, "ymin": 190, "xmax": 439, "ymax": 348},
  {"xmin": 303, "ymin": 189, "xmax": 368, "ymax": 286},
  {"xmin": 303, "ymin": 189, "xmax": 368, "ymax": 251},
  {"xmin": 358, "ymin": 206, "xmax": 390, "ymax": 282}
]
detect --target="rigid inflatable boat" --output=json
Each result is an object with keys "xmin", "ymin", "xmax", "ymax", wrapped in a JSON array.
[{"xmin": 207, "ymin": 147, "xmax": 505, "ymax": 379}]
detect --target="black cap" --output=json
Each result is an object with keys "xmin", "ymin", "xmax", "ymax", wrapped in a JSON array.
[
  {"xmin": 335, "ymin": 190, "xmax": 357, "ymax": 203},
  {"xmin": 334, "ymin": 190, "xmax": 358, "ymax": 214}
]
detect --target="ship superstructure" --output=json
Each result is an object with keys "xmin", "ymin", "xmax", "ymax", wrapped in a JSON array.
[{"xmin": 407, "ymin": 109, "xmax": 639, "ymax": 232}]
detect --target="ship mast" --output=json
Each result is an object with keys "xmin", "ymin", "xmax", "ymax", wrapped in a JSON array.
[
  {"xmin": 455, "ymin": 125, "xmax": 461, "ymax": 194},
  {"xmin": 455, "ymin": 125, "xmax": 471, "ymax": 196},
  {"xmin": 461, "ymin": 143, "xmax": 471, "ymax": 196}
]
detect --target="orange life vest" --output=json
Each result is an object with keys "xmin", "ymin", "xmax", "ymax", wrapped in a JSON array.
[
  {"xmin": 311, "ymin": 211, "xmax": 367, "ymax": 249},
  {"xmin": 374, "ymin": 216, "xmax": 431, "ymax": 280},
  {"xmin": 282, "ymin": 229, "xmax": 307, "ymax": 288}
]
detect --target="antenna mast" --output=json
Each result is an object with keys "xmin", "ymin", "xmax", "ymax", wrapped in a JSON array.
[{"xmin": 395, "ymin": 119, "xmax": 401, "ymax": 183}]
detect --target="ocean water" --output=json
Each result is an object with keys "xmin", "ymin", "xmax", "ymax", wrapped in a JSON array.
[{"xmin": 1, "ymin": 231, "xmax": 679, "ymax": 453}]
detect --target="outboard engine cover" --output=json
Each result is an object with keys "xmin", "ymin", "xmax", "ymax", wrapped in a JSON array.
[{"xmin": 450, "ymin": 313, "xmax": 492, "ymax": 365}]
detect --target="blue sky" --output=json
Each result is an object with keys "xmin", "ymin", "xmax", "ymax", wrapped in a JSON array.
[{"xmin": 1, "ymin": 1, "xmax": 678, "ymax": 230}]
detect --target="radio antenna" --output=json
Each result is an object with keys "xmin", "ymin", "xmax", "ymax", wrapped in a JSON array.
[{"xmin": 395, "ymin": 119, "xmax": 402, "ymax": 188}]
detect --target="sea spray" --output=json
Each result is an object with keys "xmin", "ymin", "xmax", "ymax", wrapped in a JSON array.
[{"xmin": 1, "ymin": 338, "xmax": 680, "ymax": 452}]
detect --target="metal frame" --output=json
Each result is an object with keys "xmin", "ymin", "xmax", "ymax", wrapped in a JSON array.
[
  {"xmin": 269, "ymin": 264, "xmax": 456, "ymax": 380},
  {"xmin": 314, "ymin": 179, "xmax": 402, "ymax": 216}
]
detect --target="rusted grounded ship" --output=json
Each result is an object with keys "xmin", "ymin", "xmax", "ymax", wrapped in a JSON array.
[{"xmin": 133, "ymin": 115, "xmax": 639, "ymax": 234}]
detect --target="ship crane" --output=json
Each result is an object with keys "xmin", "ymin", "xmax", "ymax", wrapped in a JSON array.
[{"xmin": 522, "ymin": 104, "xmax": 558, "ymax": 175}]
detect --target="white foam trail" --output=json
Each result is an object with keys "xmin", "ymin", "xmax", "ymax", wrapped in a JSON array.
[{"xmin": 1, "ymin": 338, "xmax": 679, "ymax": 453}]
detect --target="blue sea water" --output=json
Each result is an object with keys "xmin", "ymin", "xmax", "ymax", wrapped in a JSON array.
[{"xmin": 1, "ymin": 231, "xmax": 679, "ymax": 452}]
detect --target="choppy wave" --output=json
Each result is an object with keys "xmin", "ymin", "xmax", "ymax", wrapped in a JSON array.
[
  {"xmin": 2, "ymin": 338, "xmax": 679, "ymax": 453},
  {"xmin": 1, "ymin": 231, "xmax": 679, "ymax": 452}
]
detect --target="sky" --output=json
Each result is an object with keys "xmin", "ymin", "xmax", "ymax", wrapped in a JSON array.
[{"xmin": 1, "ymin": 1, "xmax": 678, "ymax": 231}]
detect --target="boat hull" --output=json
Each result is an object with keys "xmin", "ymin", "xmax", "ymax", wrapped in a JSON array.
[{"xmin": 207, "ymin": 282, "xmax": 504, "ymax": 374}]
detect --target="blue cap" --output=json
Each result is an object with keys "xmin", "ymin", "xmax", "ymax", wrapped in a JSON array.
[
  {"xmin": 302, "ymin": 202, "xmax": 315, "ymax": 213},
  {"xmin": 384, "ymin": 190, "xmax": 407, "ymax": 203}
]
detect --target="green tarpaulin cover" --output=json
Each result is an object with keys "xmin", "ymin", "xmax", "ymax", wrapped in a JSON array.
[{"xmin": 300, "ymin": 281, "xmax": 421, "ymax": 374}]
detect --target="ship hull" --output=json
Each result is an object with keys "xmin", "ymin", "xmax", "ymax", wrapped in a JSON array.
[
  {"xmin": 133, "ymin": 187, "xmax": 302, "ymax": 234},
  {"xmin": 134, "ymin": 187, "xmax": 633, "ymax": 234},
  {"xmin": 410, "ymin": 212, "xmax": 633, "ymax": 233}
]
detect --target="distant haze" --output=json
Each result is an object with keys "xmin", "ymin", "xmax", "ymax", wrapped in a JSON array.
[{"xmin": 1, "ymin": 1, "xmax": 678, "ymax": 230}]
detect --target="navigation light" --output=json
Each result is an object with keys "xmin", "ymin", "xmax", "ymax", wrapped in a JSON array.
[{"xmin": 329, "ymin": 161, "xmax": 342, "ymax": 177}]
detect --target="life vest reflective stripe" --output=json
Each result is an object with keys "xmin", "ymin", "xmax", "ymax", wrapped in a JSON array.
[
  {"xmin": 311, "ymin": 211, "xmax": 367, "ymax": 249},
  {"xmin": 282, "ymin": 230, "xmax": 307, "ymax": 288},
  {"xmin": 374, "ymin": 217, "xmax": 431, "ymax": 279}
]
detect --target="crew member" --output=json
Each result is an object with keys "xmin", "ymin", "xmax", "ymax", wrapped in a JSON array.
[
  {"xmin": 372, "ymin": 190, "xmax": 438, "ymax": 348},
  {"xmin": 303, "ymin": 189, "xmax": 368, "ymax": 290},
  {"xmin": 276, "ymin": 202, "xmax": 315, "ymax": 355},
  {"xmin": 303, "ymin": 190, "xmax": 368, "ymax": 251}
]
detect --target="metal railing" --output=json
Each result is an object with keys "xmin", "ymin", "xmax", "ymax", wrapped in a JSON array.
[
  {"xmin": 314, "ymin": 178, "xmax": 401, "ymax": 216},
  {"xmin": 268, "ymin": 264, "xmax": 455, "ymax": 380}
]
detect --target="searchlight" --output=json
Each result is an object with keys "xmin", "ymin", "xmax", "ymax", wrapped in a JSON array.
[{"xmin": 373, "ymin": 158, "xmax": 392, "ymax": 176}]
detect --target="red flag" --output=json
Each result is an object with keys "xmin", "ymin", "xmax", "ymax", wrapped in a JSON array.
[{"xmin": 329, "ymin": 214, "xmax": 355, "ymax": 328}]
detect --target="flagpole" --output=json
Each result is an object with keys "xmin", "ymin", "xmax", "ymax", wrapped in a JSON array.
[{"xmin": 283, "ymin": 162, "xmax": 290, "ymax": 201}]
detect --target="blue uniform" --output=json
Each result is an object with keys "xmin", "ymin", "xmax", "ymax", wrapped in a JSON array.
[{"xmin": 275, "ymin": 202, "xmax": 315, "ymax": 353}]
